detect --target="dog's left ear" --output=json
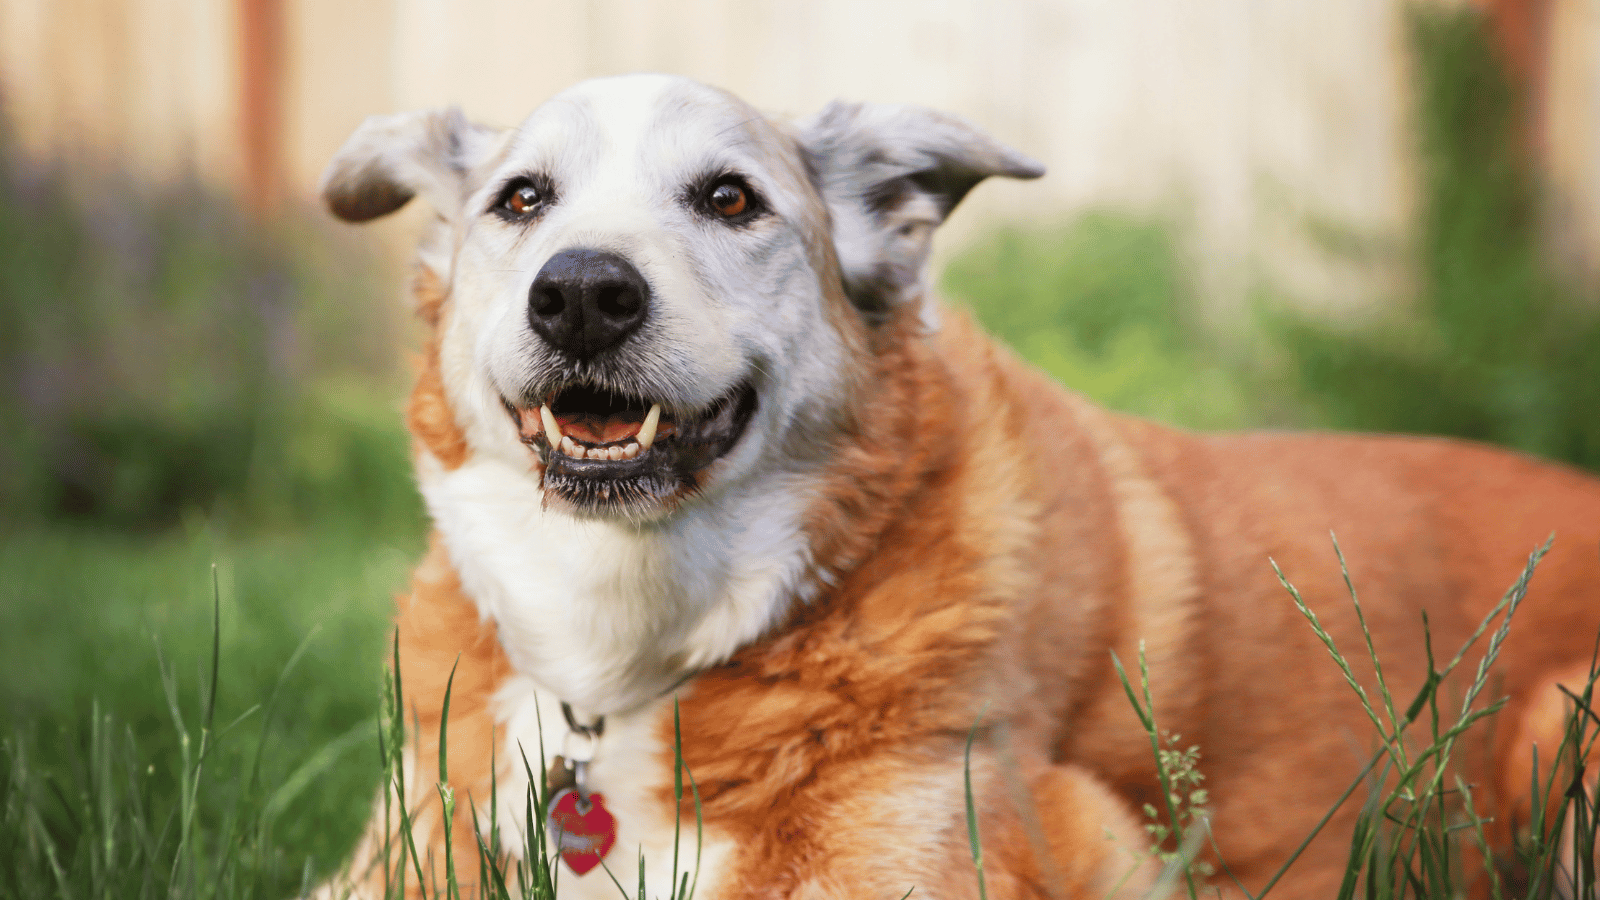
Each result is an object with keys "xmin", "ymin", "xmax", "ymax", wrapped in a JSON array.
[
  {"xmin": 320, "ymin": 108, "xmax": 506, "ymax": 223},
  {"xmin": 799, "ymin": 102, "xmax": 1044, "ymax": 329}
]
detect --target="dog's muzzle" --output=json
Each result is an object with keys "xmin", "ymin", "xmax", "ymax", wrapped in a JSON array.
[{"xmin": 503, "ymin": 247, "xmax": 762, "ymax": 516}]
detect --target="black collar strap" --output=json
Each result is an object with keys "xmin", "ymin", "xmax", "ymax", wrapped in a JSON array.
[{"xmin": 561, "ymin": 701, "xmax": 605, "ymax": 738}]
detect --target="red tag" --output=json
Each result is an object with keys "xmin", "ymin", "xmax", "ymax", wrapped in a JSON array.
[{"xmin": 548, "ymin": 788, "xmax": 617, "ymax": 875}]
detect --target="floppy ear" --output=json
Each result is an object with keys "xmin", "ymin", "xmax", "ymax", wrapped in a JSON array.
[
  {"xmin": 320, "ymin": 107, "xmax": 506, "ymax": 223},
  {"xmin": 798, "ymin": 101, "xmax": 1044, "ymax": 328}
]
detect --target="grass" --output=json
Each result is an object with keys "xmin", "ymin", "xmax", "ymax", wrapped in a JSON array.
[
  {"xmin": 6, "ymin": 528, "xmax": 1597, "ymax": 899},
  {"xmin": 0, "ymin": 522, "xmax": 420, "ymax": 898},
  {"xmin": 349, "ymin": 656, "xmax": 706, "ymax": 900}
]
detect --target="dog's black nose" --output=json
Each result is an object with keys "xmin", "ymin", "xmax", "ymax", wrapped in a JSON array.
[{"xmin": 527, "ymin": 249, "xmax": 651, "ymax": 360}]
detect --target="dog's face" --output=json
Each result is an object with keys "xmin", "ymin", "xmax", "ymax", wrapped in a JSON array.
[{"xmin": 323, "ymin": 74, "xmax": 1041, "ymax": 520}]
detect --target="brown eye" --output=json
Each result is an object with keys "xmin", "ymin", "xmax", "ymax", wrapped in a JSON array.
[
  {"xmin": 710, "ymin": 182, "xmax": 747, "ymax": 217},
  {"xmin": 506, "ymin": 184, "xmax": 542, "ymax": 215},
  {"xmin": 490, "ymin": 175, "xmax": 556, "ymax": 221}
]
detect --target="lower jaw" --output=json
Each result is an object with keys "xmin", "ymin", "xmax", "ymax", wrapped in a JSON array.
[
  {"xmin": 538, "ymin": 447, "xmax": 699, "ymax": 518},
  {"xmin": 539, "ymin": 466, "xmax": 688, "ymax": 518}
]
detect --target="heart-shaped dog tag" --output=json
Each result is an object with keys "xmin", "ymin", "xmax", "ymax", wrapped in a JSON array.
[{"xmin": 547, "ymin": 788, "xmax": 617, "ymax": 875}]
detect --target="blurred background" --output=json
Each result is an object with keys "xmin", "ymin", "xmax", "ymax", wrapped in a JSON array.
[{"xmin": 2, "ymin": 0, "xmax": 1598, "ymax": 894}]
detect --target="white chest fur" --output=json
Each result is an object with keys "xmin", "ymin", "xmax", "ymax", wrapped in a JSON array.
[
  {"xmin": 417, "ymin": 452, "xmax": 809, "ymax": 896},
  {"xmin": 418, "ymin": 453, "xmax": 814, "ymax": 715}
]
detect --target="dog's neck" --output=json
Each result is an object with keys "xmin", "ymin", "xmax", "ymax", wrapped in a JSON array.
[{"xmin": 417, "ymin": 451, "xmax": 821, "ymax": 716}]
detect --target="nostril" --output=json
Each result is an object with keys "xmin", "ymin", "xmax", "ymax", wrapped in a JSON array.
[
  {"xmin": 533, "ymin": 287, "xmax": 566, "ymax": 317},
  {"xmin": 596, "ymin": 285, "xmax": 639, "ymax": 319}
]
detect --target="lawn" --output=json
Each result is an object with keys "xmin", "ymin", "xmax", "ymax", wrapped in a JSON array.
[{"xmin": 0, "ymin": 522, "xmax": 421, "ymax": 897}]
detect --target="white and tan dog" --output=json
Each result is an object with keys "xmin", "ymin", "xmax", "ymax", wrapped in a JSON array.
[{"xmin": 318, "ymin": 74, "xmax": 1600, "ymax": 899}]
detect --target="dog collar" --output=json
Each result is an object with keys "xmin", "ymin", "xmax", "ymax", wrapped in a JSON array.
[{"xmin": 545, "ymin": 702, "xmax": 617, "ymax": 875}]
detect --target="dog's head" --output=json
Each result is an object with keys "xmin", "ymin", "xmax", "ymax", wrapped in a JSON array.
[{"xmin": 322, "ymin": 74, "xmax": 1041, "ymax": 521}]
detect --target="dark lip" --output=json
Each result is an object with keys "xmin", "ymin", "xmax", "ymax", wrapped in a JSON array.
[{"xmin": 503, "ymin": 379, "xmax": 759, "ymax": 515}]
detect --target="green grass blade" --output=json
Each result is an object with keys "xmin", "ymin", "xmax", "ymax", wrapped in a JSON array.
[
  {"xmin": 1331, "ymin": 535, "xmax": 1405, "ymax": 751},
  {"xmin": 963, "ymin": 704, "xmax": 990, "ymax": 900}
]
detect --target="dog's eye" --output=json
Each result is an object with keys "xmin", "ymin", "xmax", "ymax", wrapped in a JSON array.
[
  {"xmin": 693, "ymin": 175, "xmax": 762, "ymax": 224},
  {"xmin": 507, "ymin": 186, "xmax": 541, "ymax": 214},
  {"xmin": 709, "ymin": 182, "xmax": 747, "ymax": 218},
  {"xmin": 493, "ymin": 177, "xmax": 553, "ymax": 220}
]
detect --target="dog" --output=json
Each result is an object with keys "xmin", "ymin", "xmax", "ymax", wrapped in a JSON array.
[{"xmin": 316, "ymin": 74, "xmax": 1600, "ymax": 899}]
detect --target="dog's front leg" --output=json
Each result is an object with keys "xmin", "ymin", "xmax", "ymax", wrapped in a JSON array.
[
  {"xmin": 677, "ymin": 741, "xmax": 1156, "ymax": 900},
  {"xmin": 943, "ymin": 758, "xmax": 1158, "ymax": 900}
]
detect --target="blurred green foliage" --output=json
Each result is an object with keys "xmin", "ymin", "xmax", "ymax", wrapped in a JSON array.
[
  {"xmin": 0, "ymin": 130, "xmax": 424, "ymax": 891},
  {"xmin": 0, "ymin": 141, "xmax": 422, "ymax": 534},
  {"xmin": 1273, "ymin": 5, "xmax": 1600, "ymax": 471},
  {"xmin": 948, "ymin": 5, "xmax": 1600, "ymax": 477},
  {"xmin": 942, "ymin": 213, "xmax": 1259, "ymax": 432}
]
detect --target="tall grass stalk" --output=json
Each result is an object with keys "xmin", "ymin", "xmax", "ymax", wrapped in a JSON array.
[
  {"xmin": 965, "ymin": 705, "xmax": 992, "ymax": 900},
  {"xmin": 1111, "ymin": 646, "xmax": 1209, "ymax": 900},
  {"xmin": 1265, "ymin": 538, "xmax": 1539, "ymax": 899},
  {"xmin": 1256, "ymin": 536, "xmax": 1600, "ymax": 900}
]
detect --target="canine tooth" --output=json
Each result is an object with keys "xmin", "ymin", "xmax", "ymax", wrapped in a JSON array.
[
  {"xmin": 638, "ymin": 403, "xmax": 661, "ymax": 451},
  {"xmin": 539, "ymin": 405, "xmax": 563, "ymax": 447},
  {"xmin": 621, "ymin": 442, "xmax": 640, "ymax": 460},
  {"xmin": 606, "ymin": 445, "xmax": 624, "ymax": 461},
  {"xmin": 561, "ymin": 436, "xmax": 580, "ymax": 457}
]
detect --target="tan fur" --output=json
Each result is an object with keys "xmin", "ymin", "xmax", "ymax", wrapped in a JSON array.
[
  {"xmin": 406, "ymin": 266, "xmax": 470, "ymax": 470},
  {"xmin": 323, "ymin": 148, "xmax": 1600, "ymax": 900}
]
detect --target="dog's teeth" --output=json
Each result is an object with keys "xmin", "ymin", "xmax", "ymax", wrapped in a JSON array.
[
  {"xmin": 539, "ymin": 405, "xmax": 563, "ymax": 448},
  {"xmin": 606, "ymin": 445, "xmax": 624, "ymax": 461},
  {"xmin": 561, "ymin": 436, "xmax": 580, "ymax": 457},
  {"xmin": 638, "ymin": 403, "xmax": 661, "ymax": 451},
  {"xmin": 621, "ymin": 441, "xmax": 640, "ymax": 460},
  {"xmin": 588, "ymin": 446, "xmax": 607, "ymax": 460}
]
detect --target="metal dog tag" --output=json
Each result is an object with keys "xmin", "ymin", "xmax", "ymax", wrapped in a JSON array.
[{"xmin": 547, "ymin": 787, "xmax": 617, "ymax": 875}]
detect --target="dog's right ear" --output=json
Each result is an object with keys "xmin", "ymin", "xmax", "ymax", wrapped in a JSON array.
[{"xmin": 320, "ymin": 108, "xmax": 505, "ymax": 223}]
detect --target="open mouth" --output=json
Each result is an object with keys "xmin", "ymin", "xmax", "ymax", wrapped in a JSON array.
[{"xmin": 506, "ymin": 379, "xmax": 758, "ymax": 514}]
